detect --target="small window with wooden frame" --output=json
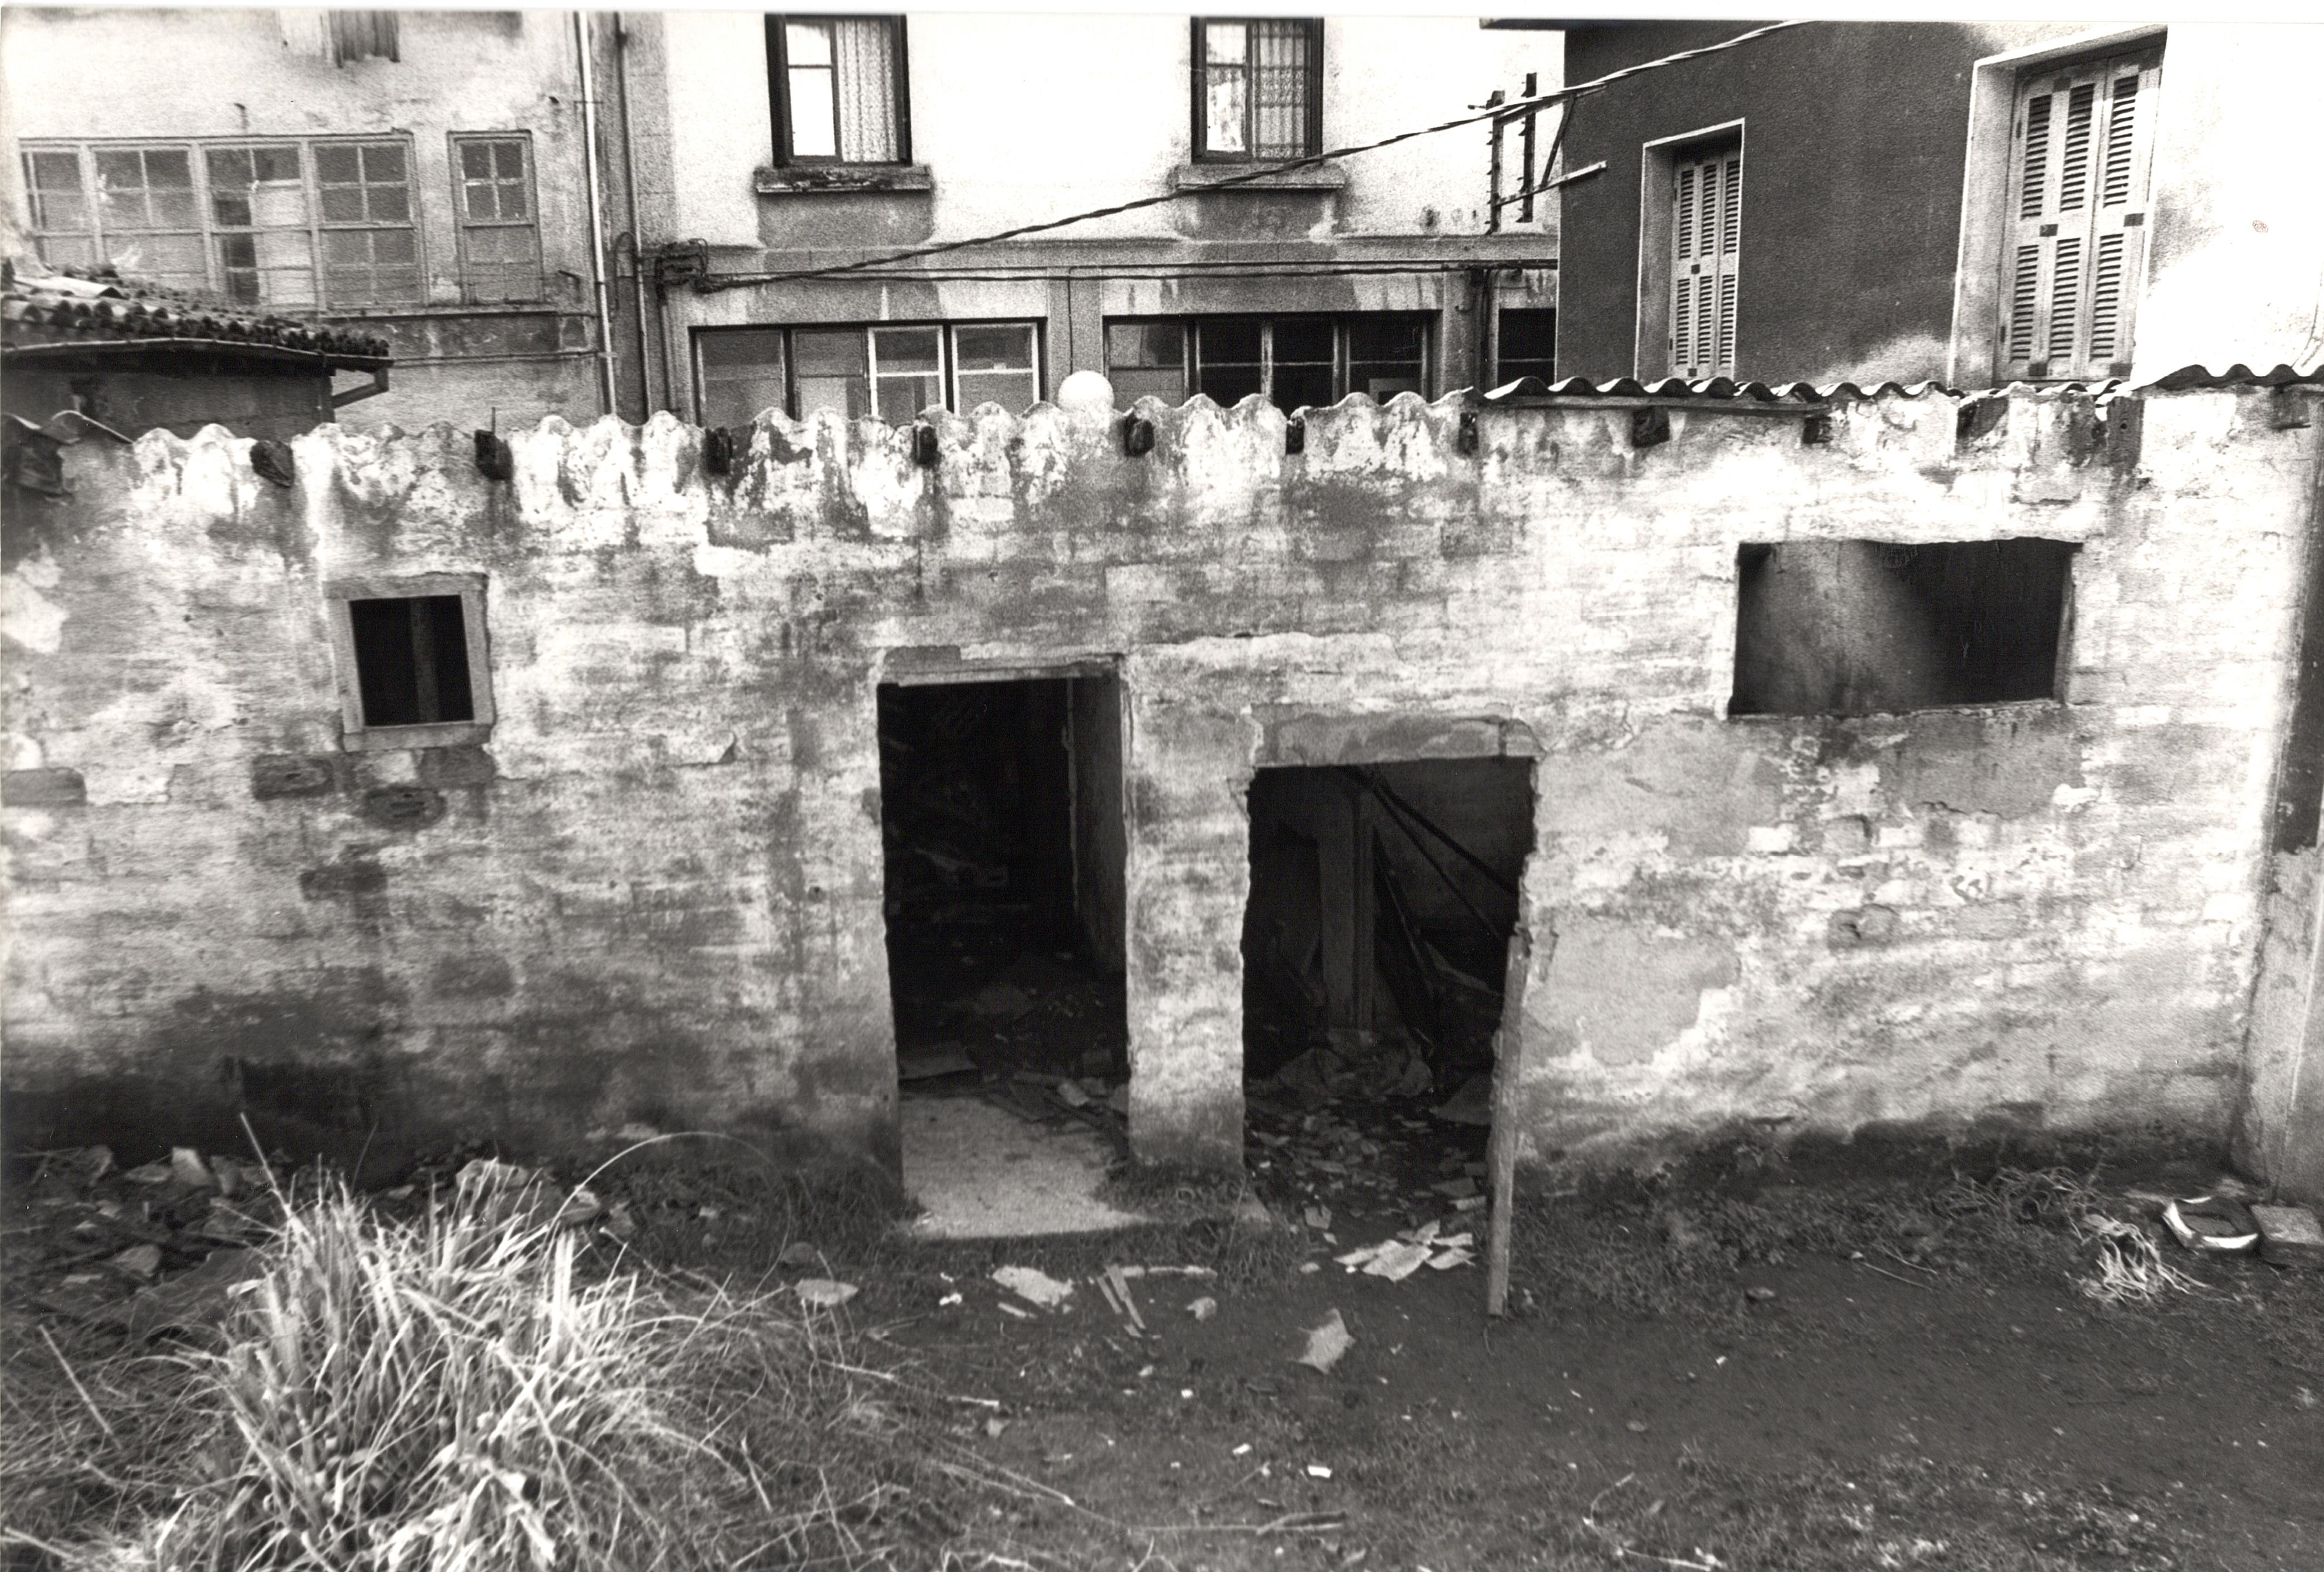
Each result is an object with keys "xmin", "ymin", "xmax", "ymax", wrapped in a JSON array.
[
  {"xmin": 1999, "ymin": 43, "xmax": 2162, "ymax": 382},
  {"xmin": 767, "ymin": 15, "xmax": 911, "ymax": 165},
  {"xmin": 1634, "ymin": 123, "xmax": 1742, "ymax": 381},
  {"xmin": 1191, "ymin": 18, "xmax": 1322, "ymax": 162},
  {"xmin": 326, "ymin": 574, "xmax": 494, "ymax": 751}
]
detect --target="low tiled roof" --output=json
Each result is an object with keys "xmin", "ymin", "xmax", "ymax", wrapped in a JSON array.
[
  {"xmin": 1, "ymin": 262, "xmax": 391, "ymax": 368},
  {"xmin": 1484, "ymin": 364, "xmax": 2323, "ymax": 405}
]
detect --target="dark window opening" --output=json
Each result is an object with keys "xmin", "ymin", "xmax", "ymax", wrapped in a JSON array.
[
  {"xmin": 876, "ymin": 675, "xmax": 1128, "ymax": 1086},
  {"xmin": 348, "ymin": 594, "xmax": 475, "ymax": 727},
  {"xmin": 1242, "ymin": 758, "xmax": 1532, "ymax": 1183},
  {"xmin": 1730, "ymin": 539, "xmax": 2076, "ymax": 718},
  {"xmin": 1104, "ymin": 313, "xmax": 1431, "ymax": 412},
  {"xmin": 1495, "ymin": 307, "xmax": 1557, "ymax": 385}
]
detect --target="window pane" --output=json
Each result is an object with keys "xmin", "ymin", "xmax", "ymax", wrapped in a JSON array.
[
  {"xmin": 1204, "ymin": 21, "xmax": 1246, "ymax": 64},
  {"xmin": 367, "ymin": 184, "xmax": 410, "ymax": 224},
  {"xmin": 830, "ymin": 18, "xmax": 899, "ymax": 162},
  {"xmin": 1110, "ymin": 367, "xmax": 1185, "ymax": 405},
  {"xmin": 870, "ymin": 325, "xmax": 941, "ymax": 376},
  {"xmin": 26, "ymin": 151, "xmax": 90, "ymax": 233},
  {"xmin": 461, "ymin": 140, "xmax": 497, "ymax": 180},
  {"xmin": 876, "ymin": 373, "xmax": 943, "ymax": 424},
  {"xmin": 315, "ymin": 144, "xmax": 360, "ymax": 183},
  {"xmin": 698, "ymin": 328, "xmax": 789, "ymax": 425},
  {"xmin": 1196, "ymin": 361, "xmax": 1264, "ymax": 406},
  {"xmin": 1250, "ymin": 21, "xmax": 1313, "ymax": 159},
  {"xmin": 1203, "ymin": 22, "xmax": 1250, "ymax": 155},
  {"xmin": 1349, "ymin": 314, "xmax": 1429, "ymax": 399},
  {"xmin": 1272, "ymin": 362, "xmax": 1335, "ymax": 412},
  {"xmin": 953, "ymin": 323, "xmax": 1034, "ymax": 372},
  {"xmin": 1273, "ymin": 316, "xmax": 1332, "ymax": 362},
  {"xmin": 1494, "ymin": 309, "xmax": 1556, "ymax": 385},
  {"xmin": 321, "ymin": 185, "xmax": 367, "ymax": 223},
  {"xmin": 35, "ymin": 236, "xmax": 100, "ymax": 269},
  {"xmin": 785, "ymin": 20, "xmax": 832, "ymax": 66},
  {"xmin": 1196, "ymin": 317, "xmax": 1262, "ymax": 366},
  {"xmin": 361, "ymin": 142, "xmax": 406, "ymax": 183},
  {"xmin": 795, "ymin": 327, "xmax": 869, "ymax": 420},
  {"xmin": 958, "ymin": 368, "xmax": 1039, "ymax": 412},
  {"xmin": 787, "ymin": 66, "xmax": 838, "ymax": 158},
  {"xmin": 1105, "ymin": 321, "xmax": 1184, "ymax": 371},
  {"xmin": 207, "ymin": 148, "xmax": 256, "ymax": 224}
]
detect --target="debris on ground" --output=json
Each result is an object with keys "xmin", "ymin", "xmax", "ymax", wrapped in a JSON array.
[
  {"xmin": 2251, "ymin": 1203, "xmax": 2323, "ymax": 1268},
  {"xmin": 2073, "ymin": 1215, "xmax": 2201, "ymax": 1304},
  {"xmin": 1187, "ymin": 1296, "xmax": 1219, "ymax": 1321},
  {"xmin": 899, "ymin": 1046, "xmax": 978, "ymax": 1081},
  {"xmin": 795, "ymin": 1278, "xmax": 860, "ymax": 1308},
  {"xmin": 777, "ymin": 1241, "xmax": 823, "ymax": 1268},
  {"xmin": 1745, "ymin": 1286, "xmax": 1778, "ymax": 1303},
  {"xmin": 1295, "ymin": 1308, "xmax": 1354, "ymax": 1373},
  {"xmin": 1333, "ymin": 1221, "xmax": 1477, "ymax": 1281},
  {"xmin": 992, "ymin": 1265, "xmax": 1075, "ymax": 1308},
  {"xmin": 2163, "ymin": 1195, "xmax": 2261, "ymax": 1254}
]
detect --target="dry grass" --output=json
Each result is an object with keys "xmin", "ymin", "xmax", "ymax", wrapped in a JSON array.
[{"xmin": 6, "ymin": 1165, "xmax": 977, "ymax": 1572}]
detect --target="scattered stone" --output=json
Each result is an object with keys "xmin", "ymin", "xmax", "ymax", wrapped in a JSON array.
[
  {"xmin": 123, "ymin": 1162, "xmax": 173, "ymax": 1186},
  {"xmin": 795, "ymin": 1278, "xmax": 859, "ymax": 1308},
  {"xmin": 1053, "ymin": 1079, "xmax": 1091, "ymax": 1109},
  {"xmin": 1187, "ymin": 1296, "xmax": 1219, "ymax": 1321},
  {"xmin": 555, "ymin": 1185, "xmax": 605, "ymax": 1228},
  {"xmin": 1306, "ymin": 1463, "xmax": 1333, "ymax": 1479},
  {"xmin": 1745, "ymin": 1286, "xmax": 1777, "ymax": 1303},
  {"xmin": 170, "ymin": 1147, "xmax": 216, "ymax": 1189},
  {"xmin": 992, "ymin": 1265, "xmax": 1075, "ymax": 1307},
  {"xmin": 778, "ymin": 1241, "xmax": 822, "ymax": 1268},
  {"xmin": 1433, "ymin": 1074, "xmax": 1493, "ymax": 1126},
  {"xmin": 1626, "ymin": 1419, "xmax": 1650, "ymax": 1433},
  {"xmin": 124, "ymin": 1247, "xmax": 265, "ymax": 1340},
  {"xmin": 109, "ymin": 1244, "xmax": 163, "ymax": 1281},
  {"xmin": 1360, "ymin": 1241, "xmax": 1432, "ymax": 1282},
  {"xmin": 2251, "ymin": 1204, "xmax": 2323, "ymax": 1268},
  {"xmin": 1295, "ymin": 1309, "xmax": 1354, "ymax": 1373}
]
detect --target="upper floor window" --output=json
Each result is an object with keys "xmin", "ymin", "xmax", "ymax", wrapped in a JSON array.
[
  {"xmin": 769, "ymin": 16, "xmax": 909, "ymax": 165},
  {"xmin": 451, "ymin": 134, "xmax": 543, "ymax": 303},
  {"xmin": 695, "ymin": 320, "xmax": 1041, "ymax": 427},
  {"xmin": 21, "ymin": 137, "xmax": 418, "ymax": 308},
  {"xmin": 1105, "ymin": 314, "xmax": 1428, "ymax": 411},
  {"xmin": 2000, "ymin": 46, "xmax": 2161, "ymax": 381},
  {"xmin": 1193, "ymin": 18, "xmax": 1322, "ymax": 162},
  {"xmin": 1667, "ymin": 135, "xmax": 1741, "ymax": 381}
]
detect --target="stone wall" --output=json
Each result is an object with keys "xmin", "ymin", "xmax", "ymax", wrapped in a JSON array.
[{"xmin": 4, "ymin": 378, "xmax": 2318, "ymax": 1179}]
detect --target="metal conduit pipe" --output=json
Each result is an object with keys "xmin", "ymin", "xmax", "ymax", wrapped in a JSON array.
[{"xmin": 574, "ymin": 11, "xmax": 619, "ymax": 416}]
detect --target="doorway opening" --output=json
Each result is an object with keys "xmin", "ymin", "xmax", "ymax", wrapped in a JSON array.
[
  {"xmin": 1242, "ymin": 757, "xmax": 1533, "ymax": 1218},
  {"xmin": 877, "ymin": 671, "xmax": 1129, "ymax": 1094}
]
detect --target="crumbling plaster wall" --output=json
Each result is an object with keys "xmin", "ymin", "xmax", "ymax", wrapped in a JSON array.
[{"xmin": 3, "ymin": 380, "xmax": 2315, "ymax": 1177}]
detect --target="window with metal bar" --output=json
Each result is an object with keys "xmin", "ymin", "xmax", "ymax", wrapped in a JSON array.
[
  {"xmin": 1193, "ymin": 18, "xmax": 1322, "ymax": 162},
  {"xmin": 326, "ymin": 573, "xmax": 495, "ymax": 752},
  {"xmin": 1104, "ymin": 315, "xmax": 1431, "ymax": 412},
  {"xmin": 769, "ymin": 16, "xmax": 908, "ymax": 164},
  {"xmin": 694, "ymin": 321, "xmax": 1042, "ymax": 427},
  {"xmin": 21, "ymin": 138, "xmax": 420, "ymax": 307},
  {"xmin": 452, "ymin": 134, "xmax": 543, "ymax": 303}
]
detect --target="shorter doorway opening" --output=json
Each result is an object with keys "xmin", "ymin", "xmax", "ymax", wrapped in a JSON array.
[
  {"xmin": 876, "ymin": 674, "xmax": 1129, "ymax": 1099},
  {"xmin": 1242, "ymin": 757, "xmax": 1533, "ymax": 1222}
]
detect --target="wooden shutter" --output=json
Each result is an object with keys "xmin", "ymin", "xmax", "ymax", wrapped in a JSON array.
[
  {"xmin": 2000, "ymin": 47, "xmax": 2161, "ymax": 381},
  {"xmin": 1670, "ymin": 140, "xmax": 1741, "ymax": 380}
]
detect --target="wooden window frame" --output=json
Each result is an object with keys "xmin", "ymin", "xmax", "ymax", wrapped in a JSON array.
[
  {"xmin": 1190, "ymin": 17, "xmax": 1324, "ymax": 164},
  {"xmin": 448, "ymin": 131, "xmax": 544, "ymax": 304},
  {"xmin": 691, "ymin": 320, "xmax": 1045, "ymax": 424},
  {"xmin": 325, "ymin": 573, "xmax": 495, "ymax": 753},
  {"xmin": 1632, "ymin": 120, "xmax": 1744, "ymax": 381},
  {"xmin": 766, "ymin": 14, "xmax": 913, "ymax": 167},
  {"xmin": 19, "ymin": 134, "xmax": 422, "ymax": 309},
  {"xmin": 1947, "ymin": 26, "xmax": 2166, "ymax": 386}
]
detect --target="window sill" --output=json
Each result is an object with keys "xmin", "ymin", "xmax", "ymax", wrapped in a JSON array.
[
  {"xmin": 1172, "ymin": 163, "xmax": 1346, "ymax": 193},
  {"xmin": 755, "ymin": 164, "xmax": 934, "ymax": 195},
  {"xmin": 342, "ymin": 720, "xmax": 493, "ymax": 754}
]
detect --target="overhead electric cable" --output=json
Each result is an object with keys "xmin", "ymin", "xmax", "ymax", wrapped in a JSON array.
[{"xmin": 690, "ymin": 20, "xmax": 1805, "ymax": 292}]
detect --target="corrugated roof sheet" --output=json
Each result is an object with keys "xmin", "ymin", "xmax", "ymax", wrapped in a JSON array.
[{"xmin": 2, "ymin": 262, "xmax": 391, "ymax": 367}]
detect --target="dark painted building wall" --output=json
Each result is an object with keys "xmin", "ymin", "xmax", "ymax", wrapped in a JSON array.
[{"xmin": 1558, "ymin": 22, "xmax": 2055, "ymax": 386}]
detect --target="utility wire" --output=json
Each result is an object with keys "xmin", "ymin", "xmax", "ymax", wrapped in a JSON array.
[{"xmin": 692, "ymin": 20, "xmax": 1805, "ymax": 293}]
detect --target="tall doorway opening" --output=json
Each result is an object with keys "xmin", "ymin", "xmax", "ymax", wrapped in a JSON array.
[
  {"xmin": 1242, "ymin": 757, "xmax": 1533, "ymax": 1222},
  {"xmin": 876, "ymin": 671, "xmax": 1128, "ymax": 1092}
]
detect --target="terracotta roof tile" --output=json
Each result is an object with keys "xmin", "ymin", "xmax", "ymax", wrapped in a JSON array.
[{"xmin": 1, "ymin": 262, "xmax": 391, "ymax": 367}]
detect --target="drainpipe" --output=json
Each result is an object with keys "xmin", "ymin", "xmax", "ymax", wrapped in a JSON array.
[
  {"xmin": 574, "ymin": 11, "xmax": 619, "ymax": 416},
  {"xmin": 612, "ymin": 13, "xmax": 660, "ymax": 414}
]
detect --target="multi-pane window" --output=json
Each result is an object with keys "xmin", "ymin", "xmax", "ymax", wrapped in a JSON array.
[
  {"xmin": 770, "ymin": 16, "xmax": 908, "ymax": 164},
  {"xmin": 695, "ymin": 321, "xmax": 1041, "ymax": 427},
  {"xmin": 452, "ymin": 135, "xmax": 542, "ymax": 303},
  {"xmin": 1668, "ymin": 137, "xmax": 1742, "ymax": 380},
  {"xmin": 1495, "ymin": 309, "xmax": 1557, "ymax": 386},
  {"xmin": 2002, "ymin": 47, "xmax": 2161, "ymax": 381},
  {"xmin": 21, "ymin": 138, "xmax": 420, "ymax": 306},
  {"xmin": 1104, "ymin": 315, "xmax": 1429, "ymax": 412},
  {"xmin": 1193, "ymin": 18, "xmax": 1322, "ymax": 161}
]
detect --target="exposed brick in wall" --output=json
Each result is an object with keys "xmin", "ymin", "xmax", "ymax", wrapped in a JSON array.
[{"xmin": 3, "ymin": 381, "xmax": 2318, "ymax": 1180}]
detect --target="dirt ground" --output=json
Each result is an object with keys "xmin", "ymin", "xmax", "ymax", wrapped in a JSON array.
[{"xmin": 6, "ymin": 1120, "xmax": 2321, "ymax": 1572}]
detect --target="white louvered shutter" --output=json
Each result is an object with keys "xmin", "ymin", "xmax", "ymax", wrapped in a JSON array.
[
  {"xmin": 1670, "ymin": 142, "xmax": 1741, "ymax": 380},
  {"xmin": 2000, "ymin": 48, "xmax": 2161, "ymax": 381}
]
